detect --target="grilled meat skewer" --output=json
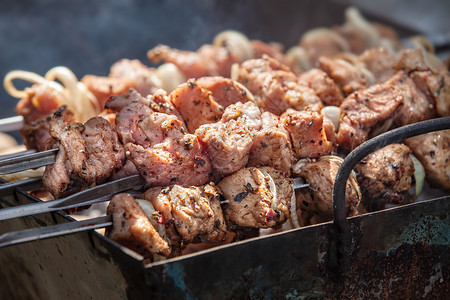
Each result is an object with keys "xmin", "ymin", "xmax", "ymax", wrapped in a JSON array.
[{"xmin": 0, "ymin": 173, "xmax": 309, "ymax": 249}]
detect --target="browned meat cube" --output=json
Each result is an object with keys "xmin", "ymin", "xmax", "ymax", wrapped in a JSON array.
[
  {"xmin": 141, "ymin": 183, "xmax": 227, "ymax": 245},
  {"xmin": 337, "ymin": 72, "xmax": 404, "ymax": 153},
  {"xmin": 218, "ymin": 167, "xmax": 293, "ymax": 229},
  {"xmin": 318, "ymin": 56, "xmax": 372, "ymax": 96},
  {"xmin": 298, "ymin": 68, "xmax": 344, "ymax": 107},
  {"xmin": 43, "ymin": 107, "xmax": 125, "ymax": 198},
  {"xmin": 195, "ymin": 102, "xmax": 261, "ymax": 178},
  {"xmin": 358, "ymin": 48, "xmax": 396, "ymax": 83},
  {"xmin": 109, "ymin": 58, "xmax": 160, "ymax": 97},
  {"xmin": 294, "ymin": 156, "xmax": 361, "ymax": 225},
  {"xmin": 248, "ymin": 112, "xmax": 294, "ymax": 176},
  {"xmin": 126, "ymin": 115, "xmax": 213, "ymax": 187},
  {"xmin": 356, "ymin": 144, "xmax": 415, "ymax": 211},
  {"xmin": 196, "ymin": 76, "xmax": 251, "ymax": 108},
  {"xmin": 148, "ymin": 44, "xmax": 236, "ymax": 79},
  {"xmin": 405, "ymin": 130, "xmax": 450, "ymax": 193},
  {"xmin": 281, "ymin": 110, "xmax": 333, "ymax": 159},
  {"xmin": 106, "ymin": 193, "xmax": 170, "ymax": 259},
  {"xmin": 169, "ymin": 79, "xmax": 224, "ymax": 133},
  {"xmin": 235, "ymin": 56, "xmax": 322, "ymax": 115}
]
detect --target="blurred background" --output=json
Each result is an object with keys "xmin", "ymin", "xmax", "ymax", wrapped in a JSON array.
[{"xmin": 0, "ymin": 0, "xmax": 448, "ymax": 141}]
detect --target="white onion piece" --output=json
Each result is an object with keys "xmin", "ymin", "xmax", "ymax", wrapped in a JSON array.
[
  {"xmin": 291, "ymin": 158, "xmax": 311, "ymax": 175},
  {"xmin": 230, "ymin": 63, "xmax": 239, "ymax": 81},
  {"xmin": 344, "ymin": 7, "xmax": 380, "ymax": 48},
  {"xmin": 135, "ymin": 199, "xmax": 168, "ymax": 244},
  {"xmin": 213, "ymin": 30, "xmax": 254, "ymax": 62},
  {"xmin": 232, "ymin": 80, "xmax": 255, "ymax": 102},
  {"xmin": 285, "ymin": 46, "xmax": 311, "ymax": 72},
  {"xmin": 321, "ymin": 106, "xmax": 341, "ymax": 130},
  {"xmin": 289, "ymin": 184, "xmax": 301, "ymax": 229},
  {"xmin": 0, "ymin": 167, "xmax": 45, "ymax": 182},
  {"xmin": 3, "ymin": 70, "xmax": 46, "ymax": 98},
  {"xmin": 300, "ymin": 28, "xmax": 350, "ymax": 53},
  {"xmin": 155, "ymin": 63, "xmax": 185, "ymax": 92},
  {"xmin": 259, "ymin": 169, "xmax": 277, "ymax": 210},
  {"xmin": 410, "ymin": 154, "xmax": 425, "ymax": 198}
]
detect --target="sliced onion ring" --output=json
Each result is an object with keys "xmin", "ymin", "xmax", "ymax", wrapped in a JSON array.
[
  {"xmin": 410, "ymin": 154, "xmax": 425, "ymax": 198},
  {"xmin": 259, "ymin": 169, "xmax": 277, "ymax": 210}
]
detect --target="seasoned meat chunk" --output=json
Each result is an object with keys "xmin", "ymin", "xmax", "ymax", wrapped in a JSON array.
[
  {"xmin": 195, "ymin": 102, "xmax": 261, "ymax": 178},
  {"xmin": 196, "ymin": 76, "xmax": 251, "ymax": 108},
  {"xmin": 169, "ymin": 79, "xmax": 224, "ymax": 133},
  {"xmin": 405, "ymin": 130, "xmax": 450, "ymax": 193},
  {"xmin": 218, "ymin": 167, "xmax": 293, "ymax": 229},
  {"xmin": 81, "ymin": 75, "xmax": 137, "ymax": 110},
  {"xmin": 235, "ymin": 56, "xmax": 322, "ymax": 115},
  {"xmin": 298, "ymin": 68, "xmax": 344, "ymax": 106},
  {"xmin": 141, "ymin": 183, "xmax": 227, "ymax": 245},
  {"xmin": 108, "ymin": 93, "xmax": 153, "ymax": 147},
  {"xmin": 356, "ymin": 144, "xmax": 415, "ymax": 211},
  {"xmin": 294, "ymin": 156, "xmax": 361, "ymax": 225},
  {"xmin": 391, "ymin": 71, "xmax": 436, "ymax": 127},
  {"xmin": 126, "ymin": 114, "xmax": 213, "ymax": 187},
  {"xmin": 395, "ymin": 49, "xmax": 450, "ymax": 117},
  {"xmin": 15, "ymin": 82, "xmax": 76, "ymax": 150},
  {"xmin": 106, "ymin": 193, "xmax": 170, "ymax": 258},
  {"xmin": 148, "ymin": 44, "xmax": 236, "ymax": 78},
  {"xmin": 281, "ymin": 110, "xmax": 333, "ymax": 159},
  {"xmin": 248, "ymin": 112, "xmax": 294, "ymax": 176},
  {"xmin": 196, "ymin": 119, "xmax": 253, "ymax": 178},
  {"xmin": 250, "ymin": 40, "xmax": 288, "ymax": 65},
  {"xmin": 42, "ymin": 107, "xmax": 125, "ymax": 198},
  {"xmin": 337, "ymin": 73, "xmax": 404, "ymax": 153},
  {"xmin": 219, "ymin": 101, "xmax": 262, "ymax": 133},
  {"xmin": 109, "ymin": 58, "xmax": 160, "ymax": 96},
  {"xmin": 358, "ymin": 48, "xmax": 396, "ymax": 83},
  {"xmin": 318, "ymin": 56, "xmax": 372, "ymax": 96}
]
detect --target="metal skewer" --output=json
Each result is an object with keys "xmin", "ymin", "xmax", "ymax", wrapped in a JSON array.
[
  {"xmin": 0, "ymin": 148, "xmax": 58, "ymax": 175},
  {"xmin": 0, "ymin": 177, "xmax": 310, "ymax": 248},
  {"xmin": 0, "ymin": 174, "xmax": 146, "ymax": 222}
]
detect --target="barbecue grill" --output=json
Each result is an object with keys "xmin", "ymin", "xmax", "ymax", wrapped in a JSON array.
[{"xmin": 0, "ymin": 0, "xmax": 449, "ymax": 299}]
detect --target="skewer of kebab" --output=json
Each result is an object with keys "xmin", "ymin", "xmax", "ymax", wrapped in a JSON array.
[
  {"xmin": 1, "ymin": 43, "xmax": 449, "ymax": 198},
  {"xmin": 0, "ymin": 117, "xmax": 448, "ymax": 254}
]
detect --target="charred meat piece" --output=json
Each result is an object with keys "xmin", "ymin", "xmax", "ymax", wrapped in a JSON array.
[
  {"xmin": 358, "ymin": 48, "xmax": 397, "ymax": 83},
  {"xmin": 356, "ymin": 144, "xmax": 415, "ymax": 211},
  {"xmin": 219, "ymin": 101, "xmax": 262, "ymax": 133},
  {"xmin": 169, "ymin": 78, "xmax": 224, "ymax": 133},
  {"xmin": 318, "ymin": 56, "xmax": 373, "ymax": 96},
  {"xmin": 250, "ymin": 40, "xmax": 288, "ymax": 65},
  {"xmin": 148, "ymin": 44, "xmax": 236, "ymax": 79},
  {"xmin": 281, "ymin": 109, "xmax": 333, "ymax": 159},
  {"xmin": 126, "ymin": 113, "xmax": 213, "ymax": 187},
  {"xmin": 298, "ymin": 68, "xmax": 344, "ymax": 107},
  {"xmin": 196, "ymin": 76, "xmax": 251, "ymax": 108},
  {"xmin": 337, "ymin": 72, "xmax": 404, "ymax": 153},
  {"xmin": 394, "ymin": 49, "xmax": 450, "ymax": 118},
  {"xmin": 106, "ymin": 193, "xmax": 170, "ymax": 259},
  {"xmin": 390, "ymin": 71, "xmax": 437, "ymax": 127},
  {"xmin": 293, "ymin": 156, "xmax": 361, "ymax": 225},
  {"xmin": 109, "ymin": 58, "xmax": 161, "ymax": 97},
  {"xmin": 248, "ymin": 111, "xmax": 294, "ymax": 176},
  {"xmin": 106, "ymin": 90, "xmax": 154, "ymax": 147},
  {"xmin": 195, "ymin": 102, "xmax": 261, "ymax": 178},
  {"xmin": 16, "ymin": 82, "xmax": 75, "ymax": 151},
  {"xmin": 141, "ymin": 183, "xmax": 227, "ymax": 246},
  {"xmin": 42, "ymin": 107, "xmax": 125, "ymax": 198},
  {"xmin": 405, "ymin": 130, "xmax": 450, "ymax": 193},
  {"xmin": 81, "ymin": 75, "xmax": 138, "ymax": 110},
  {"xmin": 235, "ymin": 56, "xmax": 322, "ymax": 115},
  {"xmin": 218, "ymin": 167, "xmax": 293, "ymax": 229}
]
